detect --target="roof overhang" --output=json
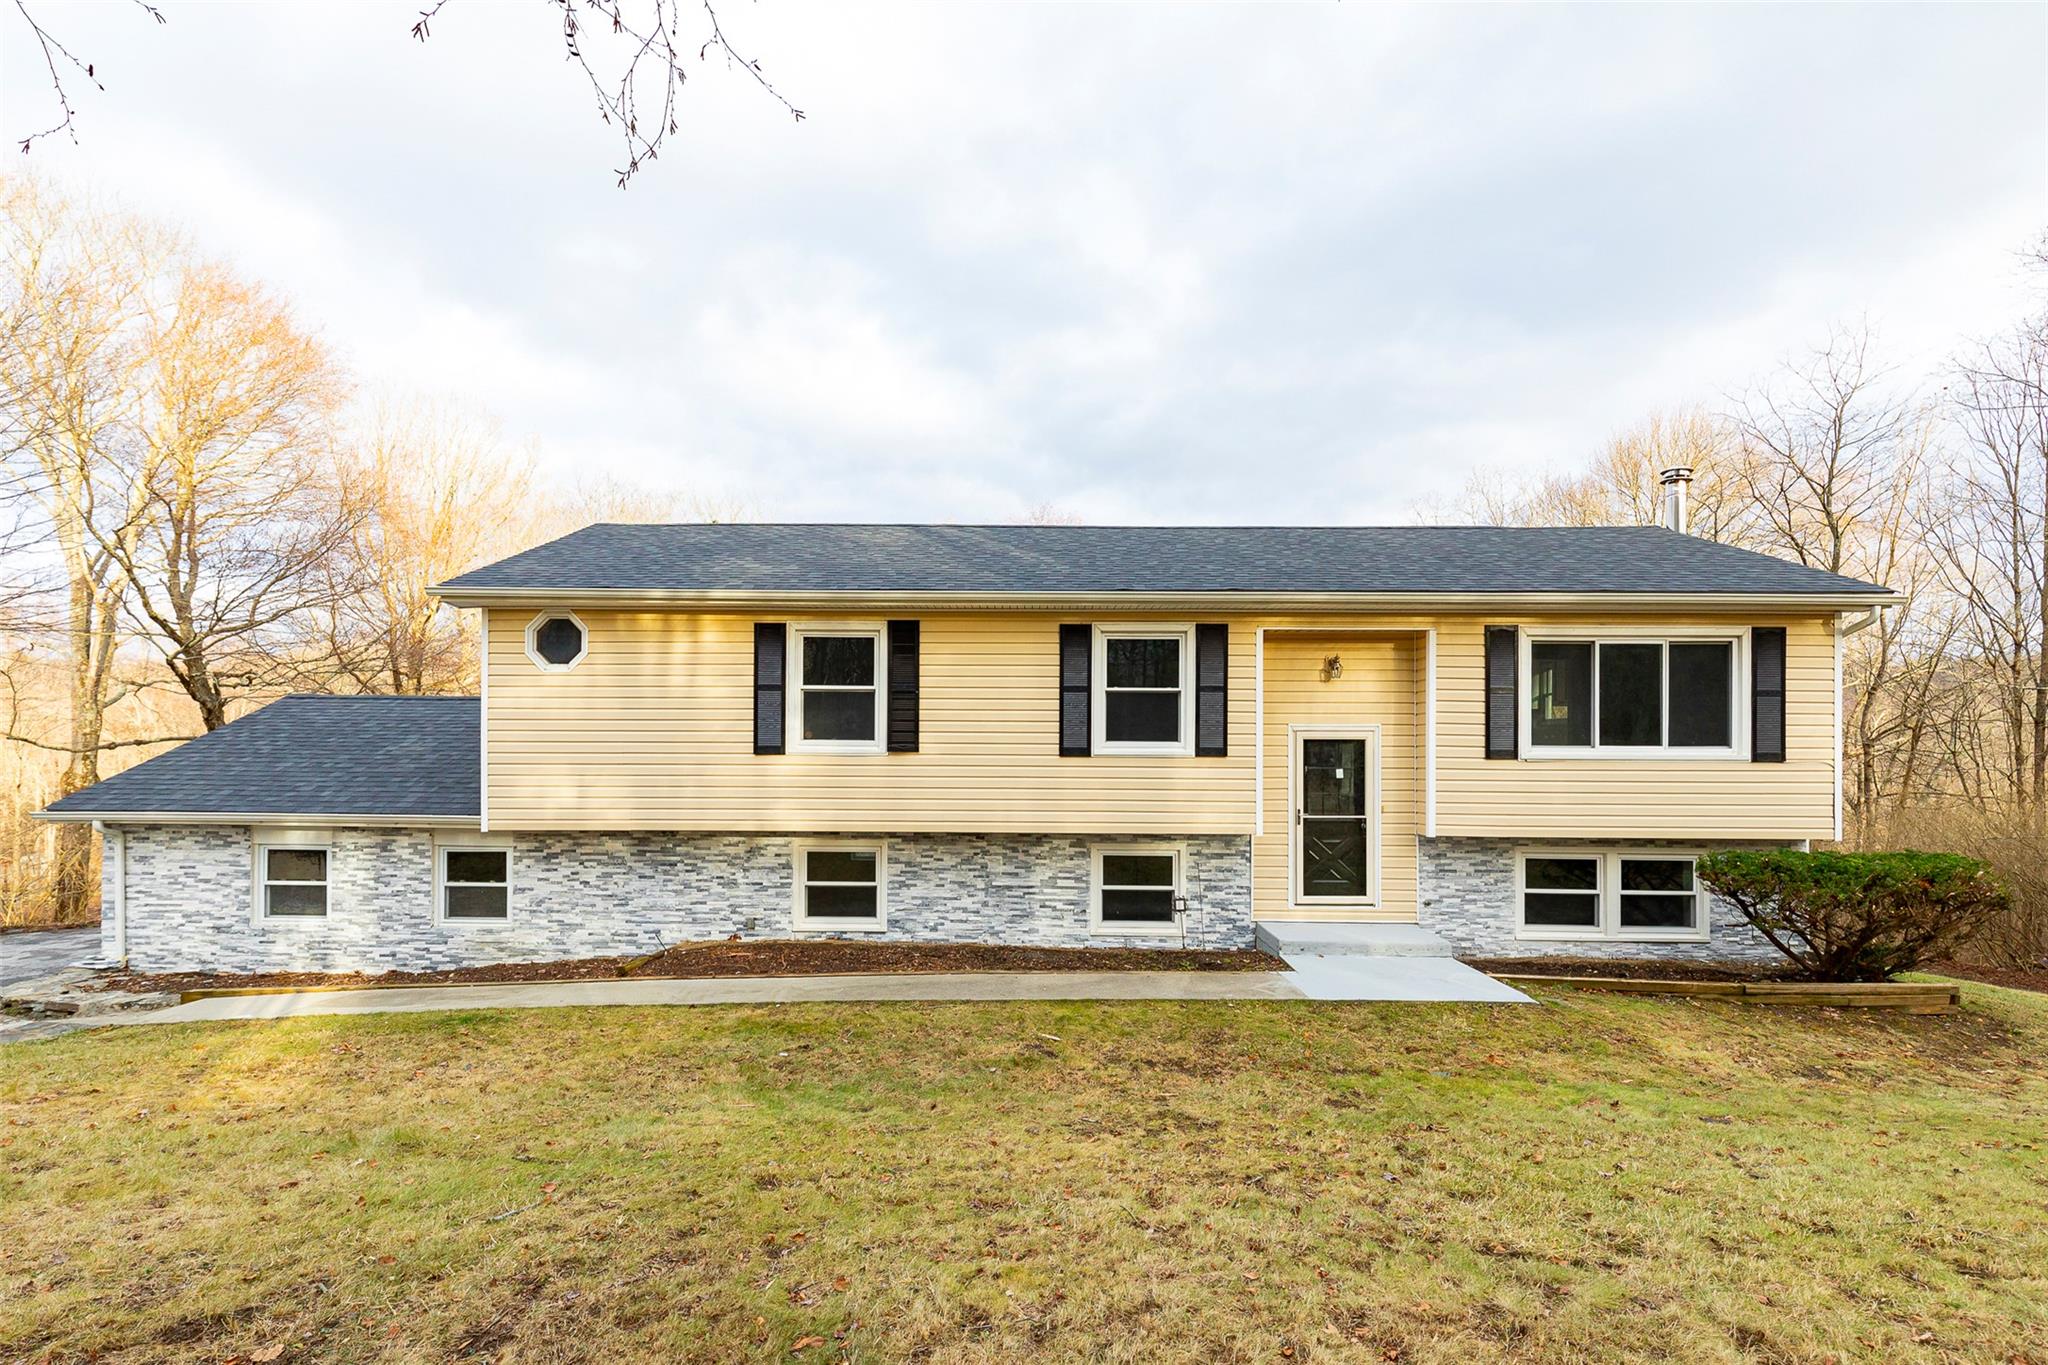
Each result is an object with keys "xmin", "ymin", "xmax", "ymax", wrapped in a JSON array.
[
  {"xmin": 35, "ymin": 810, "xmax": 481, "ymax": 827},
  {"xmin": 431, "ymin": 587, "xmax": 1906, "ymax": 613}
]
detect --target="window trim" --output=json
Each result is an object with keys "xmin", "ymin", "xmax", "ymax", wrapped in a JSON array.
[
  {"xmin": 1518, "ymin": 626, "xmax": 1747, "ymax": 760},
  {"xmin": 786, "ymin": 622, "xmax": 888, "ymax": 756},
  {"xmin": 791, "ymin": 839, "xmax": 888, "ymax": 932},
  {"xmin": 252, "ymin": 835, "xmax": 332, "ymax": 925},
  {"xmin": 436, "ymin": 842, "xmax": 513, "ymax": 925},
  {"xmin": 1514, "ymin": 848, "xmax": 1710, "ymax": 943},
  {"xmin": 1088, "ymin": 842, "xmax": 1186, "ymax": 936},
  {"xmin": 524, "ymin": 610, "xmax": 590, "ymax": 673},
  {"xmin": 1091, "ymin": 624, "xmax": 1196, "ymax": 757}
]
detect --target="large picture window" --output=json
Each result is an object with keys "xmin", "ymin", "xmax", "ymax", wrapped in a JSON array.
[
  {"xmin": 788, "ymin": 625, "xmax": 885, "ymax": 754},
  {"xmin": 1516, "ymin": 850, "xmax": 1707, "ymax": 942},
  {"xmin": 1526, "ymin": 634, "xmax": 1739, "ymax": 755},
  {"xmin": 1092, "ymin": 626, "xmax": 1194, "ymax": 755}
]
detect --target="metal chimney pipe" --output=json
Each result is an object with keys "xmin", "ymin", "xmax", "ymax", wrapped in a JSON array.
[{"xmin": 1658, "ymin": 466, "xmax": 1693, "ymax": 534}]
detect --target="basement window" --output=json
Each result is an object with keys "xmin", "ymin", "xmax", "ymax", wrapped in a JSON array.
[
  {"xmin": 1090, "ymin": 845, "xmax": 1183, "ymax": 934},
  {"xmin": 792, "ymin": 843, "xmax": 886, "ymax": 931},
  {"xmin": 258, "ymin": 845, "xmax": 329, "ymax": 919},
  {"xmin": 439, "ymin": 847, "xmax": 510, "ymax": 921},
  {"xmin": 1516, "ymin": 850, "xmax": 1706, "ymax": 943}
]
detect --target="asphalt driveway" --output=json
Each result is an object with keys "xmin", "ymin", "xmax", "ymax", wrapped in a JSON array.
[{"xmin": 0, "ymin": 926, "xmax": 100, "ymax": 988}]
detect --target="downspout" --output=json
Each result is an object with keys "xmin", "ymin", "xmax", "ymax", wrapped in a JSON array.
[
  {"xmin": 1833, "ymin": 606, "xmax": 1885, "ymax": 844},
  {"xmin": 92, "ymin": 819, "xmax": 127, "ymax": 967}
]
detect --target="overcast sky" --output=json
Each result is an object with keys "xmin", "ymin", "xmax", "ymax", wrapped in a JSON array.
[{"xmin": 5, "ymin": 2, "xmax": 2043, "ymax": 524}]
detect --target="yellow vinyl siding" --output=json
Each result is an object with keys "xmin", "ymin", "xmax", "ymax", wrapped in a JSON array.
[
  {"xmin": 1254, "ymin": 634, "xmax": 1421, "ymax": 923},
  {"xmin": 1430, "ymin": 614, "xmax": 1836, "ymax": 841},
  {"xmin": 484, "ymin": 611, "xmax": 1255, "ymax": 834},
  {"xmin": 483, "ymin": 607, "xmax": 1839, "ymax": 849}
]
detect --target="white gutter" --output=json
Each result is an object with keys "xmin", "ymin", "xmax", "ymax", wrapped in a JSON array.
[
  {"xmin": 1837, "ymin": 605, "xmax": 1884, "ymax": 637},
  {"xmin": 92, "ymin": 819, "xmax": 125, "ymax": 966},
  {"xmin": 431, "ymin": 586, "xmax": 1905, "ymax": 613}
]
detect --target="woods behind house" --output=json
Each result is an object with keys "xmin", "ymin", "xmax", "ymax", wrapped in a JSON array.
[
  {"xmin": 1438, "ymin": 307, "xmax": 2048, "ymax": 963},
  {"xmin": 3, "ymin": 176, "xmax": 2043, "ymax": 961},
  {"xmin": 0, "ymin": 178, "xmax": 737, "ymax": 924}
]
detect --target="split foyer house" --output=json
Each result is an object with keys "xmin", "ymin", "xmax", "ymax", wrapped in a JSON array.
[{"xmin": 39, "ymin": 514, "xmax": 1898, "ymax": 974}]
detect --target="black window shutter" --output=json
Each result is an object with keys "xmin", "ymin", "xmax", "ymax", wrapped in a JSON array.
[
  {"xmin": 1195, "ymin": 624, "xmax": 1228, "ymax": 756},
  {"xmin": 1484, "ymin": 626, "xmax": 1519, "ymax": 759},
  {"xmin": 1058, "ymin": 624, "xmax": 1091, "ymax": 756},
  {"xmin": 753, "ymin": 623, "xmax": 786, "ymax": 755},
  {"xmin": 887, "ymin": 620, "xmax": 919, "ymax": 753},
  {"xmin": 1751, "ymin": 626, "xmax": 1787, "ymax": 763}
]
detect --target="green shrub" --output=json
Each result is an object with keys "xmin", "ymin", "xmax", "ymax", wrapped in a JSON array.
[{"xmin": 1696, "ymin": 850, "xmax": 2011, "ymax": 982}]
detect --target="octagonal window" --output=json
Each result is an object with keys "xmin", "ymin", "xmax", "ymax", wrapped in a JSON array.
[{"xmin": 525, "ymin": 613, "xmax": 588, "ymax": 671}]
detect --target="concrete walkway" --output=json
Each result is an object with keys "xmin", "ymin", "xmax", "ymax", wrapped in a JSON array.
[{"xmin": 66, "ymin": 959, "xmax": 1528, "ymax": 1031}]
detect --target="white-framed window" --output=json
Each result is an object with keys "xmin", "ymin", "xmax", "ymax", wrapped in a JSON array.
[
  {"xmin": 524, "ymin": 611, "xmax": 589, "ymax": 672},
  {"xmin": 255, "ymin": 841, "xmax": 330, "ymax": 921},
  {"xmin": 788, "ymin": 623, "xmax": 886, "ymax": 755},
  {"xmin": 1089, "ymin": 843, "xmax": 1184, "ymax": 935},
  {"xmin": 1515, "ymin": 849, "xmax": 1708, "ymax": 942},
  {"xmin": 1092, "ymin": 625, "xmax": 1195, "ymax": 756},
  {"xmin": 1522, "ymin": 628, "xmax": 1743, "ymax": 758},
  {"xmin": 791, "ymin": 840, "xmax": 886, "ymax": 931},
  {"xmin": 438, "ymin": 845, "xmax": 511, "ymax": 922}
]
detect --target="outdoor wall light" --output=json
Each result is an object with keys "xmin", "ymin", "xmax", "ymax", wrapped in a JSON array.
[{"xmin": 1320, "ymin": 654, "xmax": 1343, "ymax": 682}]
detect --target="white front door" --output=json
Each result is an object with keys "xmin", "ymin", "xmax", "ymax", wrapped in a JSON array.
[{"xmin": 1290, "ymin": 726, "xmax": 1381, "ymax": 909}]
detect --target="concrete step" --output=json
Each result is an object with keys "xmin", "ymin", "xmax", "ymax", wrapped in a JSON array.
[{"xmin": 1254, "ymin": 921, "xmax": 1454, "ymax": 957}]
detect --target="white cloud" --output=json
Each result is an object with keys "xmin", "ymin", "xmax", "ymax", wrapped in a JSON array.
[{"xmin": 5, "ymin": 0, "xmax": 2042, "ymax": 523}]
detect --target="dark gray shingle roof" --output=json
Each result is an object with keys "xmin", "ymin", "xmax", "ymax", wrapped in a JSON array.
[
  {"xmin": 437, "ymin": 524, "xmax": 1891, "ymax": 597},
  {"xmin": 42, "ymin": 696, "xmax": 478, "ymax": 820}
]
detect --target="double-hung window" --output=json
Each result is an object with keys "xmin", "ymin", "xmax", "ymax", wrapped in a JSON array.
[
  {"xmin": 257, "ymin": 843, "xmax": 329, "ymax": 919},
  {"xmin": 1092, "ymin": 626, "xmax": 1194, "ymax": 755},
  {"xmin": 1090, "ymin": 845, "xmax": 1183, "ymax": 934},
  {"xmin": 789, "ymin": 624, "xmax": 885, "ymax": 754},
  {"xmin": 1526, "ymin": 632, "xmax": 1739, "ymax": 756},
  {"xmin": 792, "ymin": 842, "xmax": 885, "ymax": 931},
  {"xmin": 439, "ymin": 847, "xmax": 511, "ymax": 921},
  {"xmin": 1516, "ymin": 850, "xmax": 1707, "ymax": 942}
]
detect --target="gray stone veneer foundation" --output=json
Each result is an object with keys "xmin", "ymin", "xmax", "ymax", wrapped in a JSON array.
[
  {"xmin": 102, "ymin": 826, "xmax": 1254, "ymax": 974},
  {"xmin": 1416, "ymin": 836, "xmax": 1791, "ymax": 963}
]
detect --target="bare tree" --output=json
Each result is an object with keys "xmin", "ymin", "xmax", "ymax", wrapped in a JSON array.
[
  {"xmin": 1730, "ymin": 323, "xmax": 1923, "ymax": 579},
  {"xmin": 8, "ymin": 0, "xmax": 166, "ymax": 154},
  {"xmin": 1429, "ymin": 408, "xmax": 1758, "ymax": 543},
  {"xmin": 414, "ymin": 0, "xmax": 803, "ymax": 186},
  {"xmin": 0, "ymin": 177, "xmax": 171, "ymax": 917},
  {"xmin": 10, "ymin": 2, "xmax": 801, "ymax": 185},
  {"xmin": 1938, "ymin": 321, "xmax": 2048, "ymax": 827},
  {"xmin": 321, "ymin": 401, "xmax": 537, "ymax": 696},
  {"xmin": 106, "ymin": 260, "xmax": 358, "ymax": 730}
]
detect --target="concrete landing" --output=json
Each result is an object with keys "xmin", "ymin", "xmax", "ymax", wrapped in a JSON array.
[
  {"xmin": 1254, "ymin": 921, "xmax": 1455, "ymax": 957},
  {"xmin": 1279, "ymin": 955, "xmax": 1532, "ymax": 1003}
]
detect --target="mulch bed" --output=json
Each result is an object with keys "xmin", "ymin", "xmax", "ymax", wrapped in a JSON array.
[
  {"xmin": 1927, "ymin": 962, "xmax": 2048, "ymax": 995},
  {"xmin": 94, "ymin": 938, "xmax": 1286, "ymax": 994},
  {"xmin": 1461, "ymin": 956, "xmax": 1802, "ymax": 984}
]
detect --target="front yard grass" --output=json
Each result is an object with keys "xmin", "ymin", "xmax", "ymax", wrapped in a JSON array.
[{"xmin": 3, "ymin": 983, "xmax": 2045, "ymax": 1362}]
